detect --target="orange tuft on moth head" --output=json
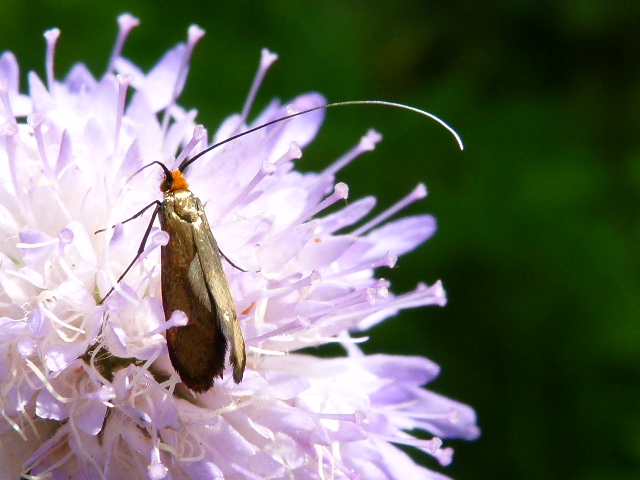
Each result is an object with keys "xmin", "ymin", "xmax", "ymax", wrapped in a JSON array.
[{"xmin": 160, "ymin": 170, "xmax": 190, "ymax": 193}]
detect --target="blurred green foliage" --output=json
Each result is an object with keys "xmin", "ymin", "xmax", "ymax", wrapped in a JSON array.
[{"xmin": 0, "ymin": 1, "xmax": 638, "ymax": 479}]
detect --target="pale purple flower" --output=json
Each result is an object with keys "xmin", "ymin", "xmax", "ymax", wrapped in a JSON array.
[{"xmin": 0, "ymin": 14, "xmax": 479, "ymax": 480}]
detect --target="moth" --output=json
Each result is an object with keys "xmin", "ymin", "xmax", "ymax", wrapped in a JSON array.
[
  {"xmin": 158, "ymin": 163, "xmax": 245, "ymax": 391},
  {"xmin": 99, "ymin": 157, "xmax": 245, "ymax": 392},
  {"xmin": 98, "ymin": 100, "xmax": 462, "ymax": 392}
]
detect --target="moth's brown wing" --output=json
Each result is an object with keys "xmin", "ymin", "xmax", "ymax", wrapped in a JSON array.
[
  {"xmin": 160, "ymin": 193, "xmax": 227, "ymax": 392},
  {"xmin": 194, "ymin": 199, "xmax": 246, "ymax": 383}
]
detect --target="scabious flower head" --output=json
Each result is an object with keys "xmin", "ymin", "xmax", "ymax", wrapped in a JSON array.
[{"xmin": 0, "ymin": 14, "xmax": 479, "ymax": 480}]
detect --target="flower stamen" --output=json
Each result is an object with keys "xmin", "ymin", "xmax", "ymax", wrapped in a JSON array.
[
  {"xmin": 352, "ymin": 183, "xmax": 427, "ymax": 236},
  {"xmin": 0, "ymin": 78, "xmax": 15, "ymax": 121},
  {"xmin": 221, "ymin": 142, "xmax": 302, "ymax": 219},
  {"xmin": 239, "ymin": 48, "xmax": 279, "ymax": 126},
  {"xmin": 126, "ymin": 347, "xmax": 162, "ymax": 392},
  {"xmin": 24, "ymin": 358, "xmax": 71, "ymax": 403},
  {"xmin": 43, "ymin": 28, "xmax": 60, "ymax": 92},
  {"xmin": 108, "ymin": 14, "xmax": 140, "ymax": 73},
  {"xmin": 174, "ymin": 124, "xmax": 206, "ymax": 168},
  {"xmin": 258, "ymin": 270, "xmax": 321, "ymax": 300},
  {"xmin": 23, "ymin": 448, "xmax": 75, "ymax": 480},
  {"xmin": 159, "ymin": 25, "xmax": 205, "ymax": 136},
  {"xmin": 301, "ymin": 182, "xmax": 349, "ymax": 223},
  {"xmin": 325, "ymin": 252, "xmax": 397, "ymax": 281},
  {"xmin": 322, "ymin": 129, "xmax": 382, "ymax": 179},
  {"xmin": 1, "ymin": 120, "xmax": 20, "ymax": 198},
  {"xmin": 114, "ymin": 73, "xmax": 134, "ymax": 154},
  {"xmin": 27, "ymin": 113, "xmax": 53, "ymax": 179}
]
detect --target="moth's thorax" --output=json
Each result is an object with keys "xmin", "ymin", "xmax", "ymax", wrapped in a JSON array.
[{"xmin": 161, "ymin": 188, "xmax": 201, "ymax": 224}]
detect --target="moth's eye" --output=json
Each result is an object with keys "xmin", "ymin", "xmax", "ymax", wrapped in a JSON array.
[{"xmin": 160, "ymin": 176, "xmax": 173, "ymax": 193}]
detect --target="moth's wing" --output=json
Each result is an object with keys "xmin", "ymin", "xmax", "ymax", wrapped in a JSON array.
[
  {"xmin": 161, "ymin": 194, "xmax": 226, "ymax": 392},
  {"xmin": 192, "ymin": 202, "xmax": 246, "ymax": 383}
]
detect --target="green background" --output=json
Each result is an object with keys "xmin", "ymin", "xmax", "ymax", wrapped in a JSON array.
[{"xmin": 1, "ymin": 2, "xmax": 638, "ymax": 479}]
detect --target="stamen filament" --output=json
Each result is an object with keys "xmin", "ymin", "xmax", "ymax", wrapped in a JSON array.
[
  {"xmin": 27, "ymin": 113, "xmax": 53, "ymax": 178},
  {"xmin": 322, "ymin": 129, "xmax": 382, "ymax": 178},
  {"xmin": 240, "ymin": 49, "xmax": 278, "ymax": 126},
  {"xmin": 0, "ymin": 78, "xmax": 15, "ymax": 121},
  {"xmin": 220, "ymin": 143, "xmax": 301, "ymax": 219},
  {"xmin": 352, "ymin": 183, "xmax": 427, "ymax": 236},
  {"xmin": 114, "ymin": 74, "xmax": 133, "ymax": 154},
  {"xmin": 43, "ymin": 28, "xmax": 60, "ymax": 92},
  {"xmin": 108, "ymin": 14, "xmax": 140, "ymax": 72},
  {"xmin": 1, "ymin": 121, "xmax": 19, "ymax": 199}
]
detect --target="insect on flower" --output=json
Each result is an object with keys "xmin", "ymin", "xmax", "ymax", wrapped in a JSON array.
[{"xmin": 98, "ymin": 101, "xmax": 463, "ymax": 393}]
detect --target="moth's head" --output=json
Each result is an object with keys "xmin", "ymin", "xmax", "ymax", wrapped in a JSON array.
[{"xmin": 160, "ymin": 169, "xmax": 189, "ymax": 194}]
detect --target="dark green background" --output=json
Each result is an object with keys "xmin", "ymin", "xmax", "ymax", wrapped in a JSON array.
[{"xmin": 1, "ymin": 2, "xmax": 638, "ymax": 479}]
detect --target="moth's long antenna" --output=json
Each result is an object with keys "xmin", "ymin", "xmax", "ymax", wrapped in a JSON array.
[
  {"xmin": 128, "ymin": 160, "xmax": 173, "ymax": 183},
  {"xmin": 178, "ymin": 100, "xmax": 463, "ymax": 173}
]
